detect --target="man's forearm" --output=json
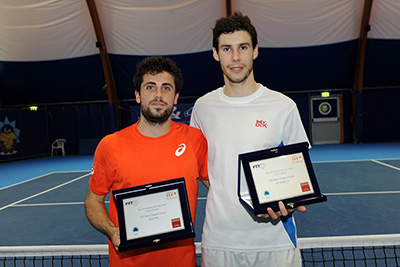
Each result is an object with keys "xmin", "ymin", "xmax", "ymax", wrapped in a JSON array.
[
  {"xmin": 84, "ymin": 188, "xmax": 119, "ymax": 242},
  {"xmin": 85, "ymin": 201, "xmax": 116, "ymax": 238}
]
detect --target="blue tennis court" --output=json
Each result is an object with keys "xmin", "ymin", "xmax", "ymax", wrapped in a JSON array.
[{"xmin": 1, "ymin": 142, "xmax": 400, "ymax": 266}]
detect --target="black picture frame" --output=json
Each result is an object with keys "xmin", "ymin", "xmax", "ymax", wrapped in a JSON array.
[
  {"xmin": 112, "ymin": 177, "xmax": 195, "ymax": 252},
  {"xmin": 238, "ymin": 142, "xmax": 327, "ymax": 215}
]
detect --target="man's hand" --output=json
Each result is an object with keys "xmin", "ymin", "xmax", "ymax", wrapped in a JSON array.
[
  {"xmin": 257, "ymin": 201, "xmax": 306, "ymax": 220},
  {"xmin": 110, "ymin": 227, "xmax": 121, "ymax": 251},
  {"xmin": 85, "ymin": 188, "xmax": 121, "ymax": 251}
]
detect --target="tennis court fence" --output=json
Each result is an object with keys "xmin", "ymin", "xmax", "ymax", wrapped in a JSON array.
[{"xmin": 1, "ymin": 234, "xmax": 399, "ymax": 266}]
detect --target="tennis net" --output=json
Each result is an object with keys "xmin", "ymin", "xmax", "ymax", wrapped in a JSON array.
[
  {"xmin": 0, "ymin": 245, "xmax": 108, "ymax": 266},
  {"xmin": 0, "ymin": 244, "xmax": 201, "ymax": 266},
  {"xmin": 1, "ymin": 235, "xmax": 399, "ymax": 267},
  {"xmin": 299, "ymin": 234, "xmax": 400, "ymax": 266}
]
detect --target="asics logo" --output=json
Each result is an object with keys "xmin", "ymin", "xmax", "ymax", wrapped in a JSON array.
[{"xmin": 175, "ymin": 143, "xmax": 186, "ymax": 156}]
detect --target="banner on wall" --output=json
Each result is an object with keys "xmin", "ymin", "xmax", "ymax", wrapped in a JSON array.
[
  {"xmin": 0, "ymin": 116, "xmax": 20, "ymax": 156},
  {"xmin": 0, "ymin": 110, "xmax": 48, "ymax": 162}
]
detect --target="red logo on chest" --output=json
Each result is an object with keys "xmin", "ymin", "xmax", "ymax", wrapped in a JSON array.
[{"xmin": 255, "ymin": 120, "xmax": 268, "ymax": 128}]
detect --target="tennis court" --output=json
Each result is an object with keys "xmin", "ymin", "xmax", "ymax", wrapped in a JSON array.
[{"xmin": 1, "ymin": 142, "xmax": 400, "ymax": 266}]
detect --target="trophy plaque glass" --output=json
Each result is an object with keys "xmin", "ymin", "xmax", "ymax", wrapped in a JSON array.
[
  {"xmin": 238, "ymin": 142, "xmax": 327, "ymax": 215},
  {"xmin": 113, "ymin": 177, "xmax": 195, "ymax": 252}
]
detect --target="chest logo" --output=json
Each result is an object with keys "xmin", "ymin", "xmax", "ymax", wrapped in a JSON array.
[
  {"xmin": 90, "ymin": 166, "xmax": 95, "ymax": 175},
  {"xmin": 255, "ymin": 120, "xmax": 268, "ymax": 128},
  {"xmin": 175, "ymin": 143, "xmax": 186, "ymax": 156}
]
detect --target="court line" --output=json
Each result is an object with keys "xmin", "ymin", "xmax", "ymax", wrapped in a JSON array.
[
  {"xmin": 9, "ymin": 192, "xmax": 396, "ymax": 205},
  {"xmin": 0, "ymin": 173, "xmax": 90, "ymax": 211},
  {"xmin": 11, "ymin": 198, "xmax": 207, "ymax": 207},
  {"xmin": 12, "ymin": 201, "xmax": 110, "ymax": 207},
  {"xmin": 13, "ymin": 202, "xmax": 85, "ymax": 207},
  {"xmin": 11, "ymin": 191, "xmax": 400, "ymax": 207},
  {"xmin": 312, "ymin": 158, "xmax": 400, "ymax": 164},
  {"xmin": 0, "ymin": 170, "xmax": 90, "ymax": 191},
  {"xmin": 325, "ymin": 191, "xmax": 400, "ymax": 196},
  {"xmin": 372, "ymin": 159, "xmax": 400, "ymax": 171}
]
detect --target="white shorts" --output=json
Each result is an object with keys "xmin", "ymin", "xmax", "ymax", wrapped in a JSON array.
[{"xmin": 201, "ymin": 246, "xmax": 302, "ymax": 267}]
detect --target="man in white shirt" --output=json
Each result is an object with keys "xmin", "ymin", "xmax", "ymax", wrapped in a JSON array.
[{"xmin": 190, "ymin": 12, "xmax": 309, "ymax": 267}]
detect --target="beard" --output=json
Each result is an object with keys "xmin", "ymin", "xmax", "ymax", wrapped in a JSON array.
[{"xmin": 141, "ymin": 103, "xmax": 173, "ymax": 124}]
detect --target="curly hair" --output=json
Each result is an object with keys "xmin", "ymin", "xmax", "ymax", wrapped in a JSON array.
[
  {"xmin": 133, "ymin": 56, "xmax": 183, "ymax": 94},
  {"xmin": 212, "ymin": 11, "xmax": 258, "ymax": 50}
]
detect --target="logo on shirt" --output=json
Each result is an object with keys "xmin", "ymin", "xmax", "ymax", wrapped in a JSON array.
[
  {"xmin": 90, "ymin": 166, "xmax": 95, "ymax": 175},
  {"xmin": 175, "ymin": 143, "xmax": 186, "ymax": 156},
  {"xmin": 255, "ymin": 120, "xmax": 267, "ymax": 128}
]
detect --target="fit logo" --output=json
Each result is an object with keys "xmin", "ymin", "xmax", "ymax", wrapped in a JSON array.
[
  {"xmin": 255, "ymin": 120, "xmax": 267, "ymax": 128},
  {"xmin": 252, "ymin": 163, "xmax": 266, "ymax": 169},
  {"xmin": 175, "ymin": 143, "xmax": 186, "ymax": 156},
  {"xmin": 125, "ymin": 200, "xmax": 139, "ymax": 206},
  {"xmin": 253, "ymin": 164, "xmax": 262, "ymax": 169}
]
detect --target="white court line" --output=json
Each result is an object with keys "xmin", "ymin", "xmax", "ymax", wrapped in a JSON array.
[
  {"xmin": 13, "ymin": 202, "xmax": 85, "ymax": 206},
  {"xmin": 372, "ymin": 159, "xmax": 400, "ymax": 171},
  {"xmin": 5, "ymin": 160, "xmax": 397, "ymax": 208},
  {"xmin": 314, "ymin": 159, "xmax": 400, "ymax": 196},
  {"xmin": 0, "ymin": 170, "xmax": 90, "ymax": 191},
  {"xmin": 312, "ymin": 158, "xmax": 400, "ymax": 164},
  {"xmin": 325, "ymin": 191, "xmax": 400, "ymax": 196},
  {"xmin": 8, "ymin": 190, "xmax": 396, "ymax": 206},
  {"xmin": 0, "ymin": 173, "xmax": 51, "ymax": 191},
  {"xmin": 0, "ymin": 173, "xmax": 90, "ymax": 211},
  {"xmin": 12, "ymin": 201, "xmax": 110, "ymax": 207}
]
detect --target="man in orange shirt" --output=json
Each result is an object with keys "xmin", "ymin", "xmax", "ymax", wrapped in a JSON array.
[{"xmin": 84, "ymin": 56, "xmax": 209, "ymax": 266}]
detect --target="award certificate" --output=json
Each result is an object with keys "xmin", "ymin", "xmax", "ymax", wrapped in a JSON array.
[
  {"xmin": 123, "ymin": 189, "xmax": 184, "ymax": 240},
  {"xmin": 238, "ymin": 142, "xmax": 327, "ymax": 215},
  {"xmin": 113, "ymin": 178, "xmax": 195, "ymax": 252},
  {"xmin": 250, "ymin": 152, "xmax": 314, "ymax": 204}
]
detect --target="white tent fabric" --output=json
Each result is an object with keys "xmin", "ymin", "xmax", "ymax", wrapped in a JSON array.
[
  {"xmin": 234, "ymin": 0, "xmax": 364, "ymax": 47},
  {"xmin": 0, "ymin": 0, "xmax": 97, "ymax": 61},
  {"xmin": 2, "ymin": 0, "xmax": 400, "ymax": 62},
  {"xmin": 369, "ymin": 0, "xmax": 400, "ymax": 39},
  {"xmin": 96, "ymin": 0, "xmax": 222, "ymax": 55},
  {"xmin": 0, "ymin": 0, "xmax": 399, "ymax": 105},
  {"xmin": 0, "ymin": 0, "xmax": 223, "ymax": 61}
]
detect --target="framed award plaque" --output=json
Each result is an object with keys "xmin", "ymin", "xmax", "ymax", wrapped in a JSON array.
[
  {"xmin": 112, "ymin": 177, "xmax": 195, "ymax": 252},
  {"xmin": 238, "ymin": 142, "xmax": 327, "ymax": 215}
]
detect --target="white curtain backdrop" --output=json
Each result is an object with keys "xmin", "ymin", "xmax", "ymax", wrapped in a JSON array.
[{"xmin": 1, "ymin": 0, "xmax": 399, "ymax": 61}]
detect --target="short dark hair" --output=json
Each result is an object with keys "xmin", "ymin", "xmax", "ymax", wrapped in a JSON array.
[
  {"xmin": 212, "ymin": 11, "xmax": 258, "ymax": 50},
  {"xmin": 133, "ymin": 56, "xmax": 183, "ymax": 94}
]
